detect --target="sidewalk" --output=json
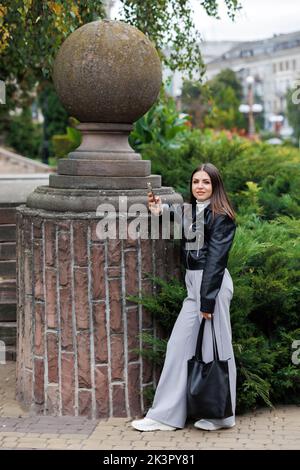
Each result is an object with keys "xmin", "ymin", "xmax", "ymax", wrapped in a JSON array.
[{"xmin": 0, "ymin": 362, "xmax": 299, "ymax": 450}]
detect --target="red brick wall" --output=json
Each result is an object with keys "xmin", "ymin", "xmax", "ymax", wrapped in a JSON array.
[
  {"xmin": 0, "ymin": 205, "xmax": 17, "ymax": 360},
  {"xmin": 16, "ymin": 209, "xmax": 181, "ymax": 418}
]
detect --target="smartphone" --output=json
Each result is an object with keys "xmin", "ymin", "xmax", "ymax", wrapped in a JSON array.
[{"xmin": 147, "ymin": 182, "xmax": 156, "ymax": 200}]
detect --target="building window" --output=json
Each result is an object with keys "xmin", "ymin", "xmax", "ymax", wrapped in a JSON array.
[
  {"xmin": 273, "ymin": 63, "xmax": 277, "ymax": 73},
  {"xmin": 240, "ymin": 49, "xmax": 253, "ymax": 57},
  {"xmin": 286, "ymin": 60, "xmax": 289, "ymax": 70},
  {"xmin": 293, "ymin": 59, "xmax": 297, "ymax": 70}
]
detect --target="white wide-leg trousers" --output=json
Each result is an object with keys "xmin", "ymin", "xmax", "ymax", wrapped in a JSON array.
[{"xmin": 146, "ymin": 268, "xmax": 236, "ymax": 428}]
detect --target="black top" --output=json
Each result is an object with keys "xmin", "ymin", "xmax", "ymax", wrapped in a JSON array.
[{"xmin": 162, "ymin": 202, "xmax": 236, "ymax": 314}]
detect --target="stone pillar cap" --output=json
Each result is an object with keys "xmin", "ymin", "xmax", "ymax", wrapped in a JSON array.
[{"xmin": 53, "ymin": 20, "xmax": 162, "ymax": 124}]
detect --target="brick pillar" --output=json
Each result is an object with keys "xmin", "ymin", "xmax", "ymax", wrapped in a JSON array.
[{"xmin": 16, "ymin": 209, "xmax": 181, "ymax": 418}]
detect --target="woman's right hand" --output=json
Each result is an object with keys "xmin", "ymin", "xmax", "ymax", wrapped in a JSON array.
[{"xmin": 148, "ymin": 192, "xmax": 162, "ymax": 216}]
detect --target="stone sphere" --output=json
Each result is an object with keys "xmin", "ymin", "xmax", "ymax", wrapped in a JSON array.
[{"xmin": 52, "ymin": 20, "xmax": 162, "ymax": 123}]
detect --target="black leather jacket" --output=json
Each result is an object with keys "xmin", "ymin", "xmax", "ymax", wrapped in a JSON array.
[{"xmin": 162, "ymin": 202, "xmax": 236, "ymax": 314}]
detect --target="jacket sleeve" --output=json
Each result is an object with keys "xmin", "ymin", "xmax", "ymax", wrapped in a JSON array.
[{"xmin": 200, "ymin": 214, "xmax": 236, "ymax": 314}]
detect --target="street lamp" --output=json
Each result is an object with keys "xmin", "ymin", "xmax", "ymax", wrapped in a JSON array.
[
  {"xmin": 246, "ymin": 75, "xmax": 255, "ymax": 136},
  {"xmin": 239, "ymin": 76, "xmax": 263, "ymax": 137}
]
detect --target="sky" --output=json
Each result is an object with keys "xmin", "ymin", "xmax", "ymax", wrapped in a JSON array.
[
  {"xmin": 111, "ymin": 0, "xmax": 300, "ymax": 42},
  {"xmin": 191, "ymin": 0, "xmax": 300, "ymax": 41}
]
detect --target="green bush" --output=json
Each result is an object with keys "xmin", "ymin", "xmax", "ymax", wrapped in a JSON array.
[{"xmin": 52, "ymin": 125, "xmax": 82, "ymax": 159}]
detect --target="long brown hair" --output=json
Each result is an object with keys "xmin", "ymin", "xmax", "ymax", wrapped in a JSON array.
[{"xmin": 189, "ymin": 163, "xmax": 236, "ymax": 220}]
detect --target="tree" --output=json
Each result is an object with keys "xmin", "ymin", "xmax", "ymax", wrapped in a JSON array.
[
  {"xmin": 210, "ymin": 68, "xmax": 243, "ymax": 103},
  {"xmin": 38, "ymin": 82, "xmax": 70, "ymax": 162},
  {"xmin": 204, "ymin": 69, "xmax": 246, "ymax": 130},
  {"xmin": 6, "ymin": 107, "xmax": 43, "ymax": 158},
  {"xmin": 0, "ymin": 1, "xmax": 106, "ymax": 158},
  {"xmin": 181, "ymin": 79, "xmax": 211, "ymax": 127},
  {"xmin": 0, "ymin": 0, "xmax": 242, "ymax": 112},
  {"xmin": 181, "ymin": 69, "xmax": 247, "ymax": 131},
  {"xmin": 0, "ymin": 1, "xmax": 106, "ymax": 113}
]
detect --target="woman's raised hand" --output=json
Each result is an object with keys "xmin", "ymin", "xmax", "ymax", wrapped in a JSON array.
[{"xmin": 148, "ymin": 192, "xmax": 162, "ymax": 216}]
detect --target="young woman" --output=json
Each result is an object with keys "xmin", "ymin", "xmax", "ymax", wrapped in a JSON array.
[{"xmin": 132, "ymin": 163, "xmax": 237, "ymax": 432}]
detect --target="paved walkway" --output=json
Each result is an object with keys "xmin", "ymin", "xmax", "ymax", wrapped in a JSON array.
[{"xmin": 0, "ymin": 362, "xmax": 299, "ymax": 450}]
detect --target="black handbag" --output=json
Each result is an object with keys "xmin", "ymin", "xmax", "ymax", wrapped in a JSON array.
[{"xmin": 187, "ymin": 317, "xmax": 233, "ymax": 419}]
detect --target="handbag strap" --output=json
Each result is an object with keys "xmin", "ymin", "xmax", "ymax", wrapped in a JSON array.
[
  {"xmin": 195, "ymin": 317, "xmax": 220, "ymax": 361},
  {"xmin": 211, "ymin": 317, "xmax": 220, "ymax": 361}
]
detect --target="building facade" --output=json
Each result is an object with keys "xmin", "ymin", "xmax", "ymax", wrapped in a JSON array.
[
  {"xmin": 206, "ymin": 30, "xmax": 300, "ymax": 132},
  {"xmin": 168, "ymin": 30, "xmax": 300, "ymax": 133}
]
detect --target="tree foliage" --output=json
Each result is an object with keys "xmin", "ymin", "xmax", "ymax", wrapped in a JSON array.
[
  {"xmin": 182, "ymin": 68, "xmax": 247, "ymax": 130},
  {"xmin": 206, "ymin": 68, "xmax": 244, "ymax": 129},
  {"xmin": 181, "ymin": 79, "xmax": 211, "ymax": 127},
  {"xmin": 0, "ymin": 0, "xmax": 241, "ymax": 111},
  {"xmin": 0, "ymin": 1, "xmax": 106, "ymax": 111},
  {"xmin": 6, "ymin": 107, "xmax": 43, "ymax": 157}
]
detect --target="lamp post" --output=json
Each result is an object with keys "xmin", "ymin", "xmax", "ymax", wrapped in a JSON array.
[
  {"xmin": 239, "ymin": 76, "xmax": 263, "ymax": 138},
  {"xmin": 246, "ymin": 75, "xmax": 255, "ymax": 137}
]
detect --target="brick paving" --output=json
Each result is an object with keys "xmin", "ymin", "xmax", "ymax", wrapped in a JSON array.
[{"xmin": 0, "ymin": 362, "xmax": 299, "ymax": 450}]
